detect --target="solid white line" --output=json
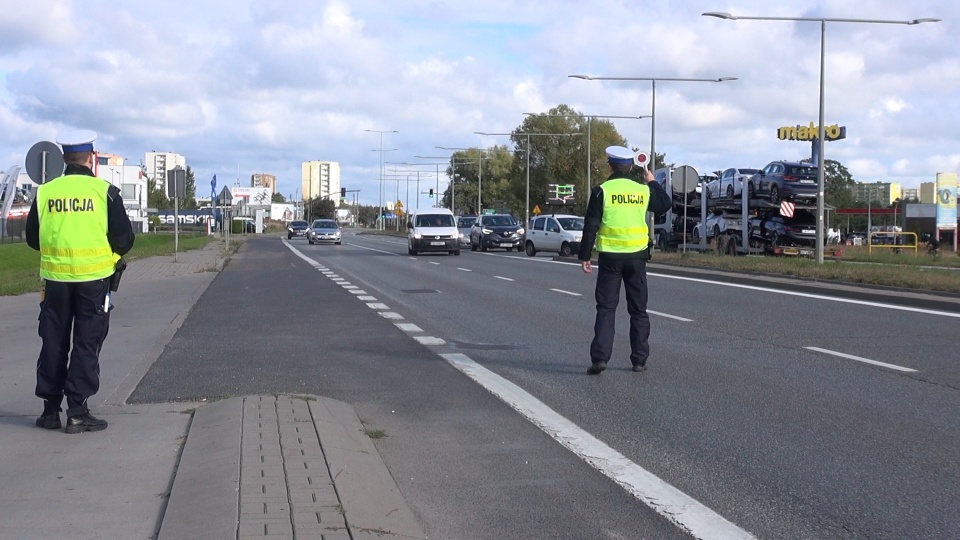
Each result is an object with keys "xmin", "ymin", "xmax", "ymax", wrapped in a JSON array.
[
  {"xmin": 395, "ymin": 323, "xmax": 423, "ymax": 332},
  {"xmin": 366, "ymin": 303, "xmax": 389, "ymax": 310},
  {"xmin": 457, "ymin": 268, "xmax": 472, "ymax": 272},
  {"xmin": 653, "ymin": 273, "xmax": 960, "ymax": 319},
  {"xmin": 346, "ymin": 243, "xmax": 398, "ymax": 256},
  {"xmin": 414, "ymin": 336, "xmax": 446, "ymax": 345},
  {"xmin": 550, "ymin": 288, "xmax": 581, "ymax": 297},
  {"xmin": 494, "ymin": 276, "xmax": 515, "ymax": 281},
  {"xmin": 439, "ymin": 353, "xmax": 754, "ymax": 540},
  {"xmin": 804, "ymin": 347, "xmax": 918, "ymax": 373},
  {"xmin": 648, "ymin": 310, "xmax": 693, "ymax": 322}
]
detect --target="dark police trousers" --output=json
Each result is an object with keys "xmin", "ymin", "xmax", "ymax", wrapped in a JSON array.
[
  {"xmin": 590, "ymin": 257, "xmax": 650, "ymax": 366},
  {"xmin": 36, "ymin": 278, "xmax": 111, "ymax": 417}
]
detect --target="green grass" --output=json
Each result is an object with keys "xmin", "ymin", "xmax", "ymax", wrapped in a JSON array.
[{"xmin": 0, "ymin": 233, "xmax": 216, "ymax": 297}]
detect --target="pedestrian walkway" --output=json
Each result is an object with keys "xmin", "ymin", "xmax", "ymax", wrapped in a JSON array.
[{"xmin": 0, "ymin": 236, "xmax": 426, "ymax": 540}]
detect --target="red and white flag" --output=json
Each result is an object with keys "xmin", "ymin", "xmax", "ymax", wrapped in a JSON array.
[{"xmin": 780, "ymin": 200, "xmax": 795, "ymax": 217}]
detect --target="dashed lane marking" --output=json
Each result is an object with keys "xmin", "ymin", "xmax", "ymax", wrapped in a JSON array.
[
  {"xmin": 494, "ymin": 276, "xmax": 515, "ymax": 281},
  {"xmin": 395, "ymin": 323, "xmax": 423, "ymax": 332},
  {"xmin": 648, "ymin": 310, "xmax": 693, "ymax": 322},
  {"xmin": 804, "ymin": 347, "xmax": 918, "ymax": 373},
  {"xmin": 550, "ymin": 288, "xmax": 581, "ymax": 297}
]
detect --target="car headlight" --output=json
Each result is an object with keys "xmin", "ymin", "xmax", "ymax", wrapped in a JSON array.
[
  {"xmin": 334, "ymin": 231, "xmax": 341, "ymax": 237},
  {"xmin": 413, "ymin": 232, "xmax": 422, "ymax": 239},
  {"xmin": 481, "ymin": 228, "xmax": 492, "ymax": 234},
  {"xmin": 517, "ymin": 228, "xmax": 525, "ymax": 235}
]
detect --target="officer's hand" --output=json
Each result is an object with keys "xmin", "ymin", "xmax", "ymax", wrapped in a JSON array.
[
  {"xmin": 643, "ymin": 167, "xmax": 654, "ymax": 183},
  {"xmin": 581, "ymin": 260, "xmax": 592, "ymax": 274}
]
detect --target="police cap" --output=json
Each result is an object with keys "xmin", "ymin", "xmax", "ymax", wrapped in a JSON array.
[
  {"xmin": 57, "ymin": 130, "xmax": 97, "ymax": 154},
  {"xmin": 605, "ymin": 145, "xmax": 634, "ymax": 165}
]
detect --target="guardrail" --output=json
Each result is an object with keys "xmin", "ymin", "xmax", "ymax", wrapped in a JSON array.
[{"xmin": 868, "ymin": 232, "xmax": 918, "ymax": 256}]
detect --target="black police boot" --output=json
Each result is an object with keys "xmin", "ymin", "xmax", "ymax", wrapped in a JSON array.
[
  {"xmin": 36, "ymin": 411, "xmax": 62, "ymax": 430},
  {"xmin": 632, "ymin": 364, "xmax": 647, "ymax": 373},
  {"xmin": 586, "ymin": 361, "xmax": 607, "ymax": 375},
  {"xmin": 65, "ymin": 412, "xmax": 108, "ymax": 434}
]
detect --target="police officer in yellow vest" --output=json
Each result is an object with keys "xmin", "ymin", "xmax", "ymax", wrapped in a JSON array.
[
  {"xmin": 579, "ymin": 146, "xmax": 671, "ymax": 375},
  {"xmin": 26, "ymin": 130, "xmax": 135, "ymax": 433}
]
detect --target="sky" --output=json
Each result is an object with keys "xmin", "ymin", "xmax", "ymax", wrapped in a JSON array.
[{"xmin": 1, "ymin": 0, "xmax": 957, "ymax": 207}]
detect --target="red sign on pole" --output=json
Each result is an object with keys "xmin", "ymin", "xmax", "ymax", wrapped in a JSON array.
[{"xmin": 780, "ymin": 200, "xmax": 795, "ymax": 218}]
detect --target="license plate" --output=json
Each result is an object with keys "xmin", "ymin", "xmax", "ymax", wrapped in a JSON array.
[
  {"xmin": 430, "ymin": 241, "xmax": 444, "ymax": 246},
  {"xmin": 799, "ymin": 180, "xmax": 815, "ymax": 184},
  {"xmin": 499, "ymin": 242, "xmax": 514, "ymax": 246},
  {"xmin": 802, "ymin": 229, "xmax": 815, "ymax": 234}
]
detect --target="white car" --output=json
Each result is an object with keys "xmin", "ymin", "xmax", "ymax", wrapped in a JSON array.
[
  {"xmin": 691, "ymin": 211, "xmax": 728, "ymax": 243},
  {"xmin": 524, "ymin": 214, "xmax": 584, "ymax": 257},
  {"xmin": 706, "ymin": 168, "xmax": 760, "ymax": 199}
]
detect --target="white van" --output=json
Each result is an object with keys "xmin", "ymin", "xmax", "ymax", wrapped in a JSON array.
[{"xmin": 407, "ymin": 208, "xmax": 461, "ymax": 255}]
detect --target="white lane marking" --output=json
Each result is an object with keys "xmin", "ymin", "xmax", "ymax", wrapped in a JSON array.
[
  {"xmin": 379, "ymin": 312, "xmax": 403, "ymax": 320},
  {"xmin": 282, "ymin": 239, "xmax": 323, "ymax": 268},
  {"xmin": 331, "ymin": 277, "xmax": 344, "ymax": 281},
  {"xmin": 429, "ymin": 262, "xmax": 440, "ymax": 265},
  {"xmin": 395, "ymin": 323, "xmax": 423, "ymax": 332},
  {"xmin": 648, "ymin": 310, "xmax": 693, "ymax": 322},
  {"xmin": 366, "ymin": 303, "xmax": 389, "ymax": 310},
  {"xmin": 348, "ymin": 290, "xmax": 367, "ymax": 295},
  {"xmin": 346, "ymin": 243, "xmax": 399, "ymax": 256},
  {"xmin": 494, "ymin": 276, "xmax": 515, "ymax": 281},
  {"xmin": 550, "ymin": 288, "xmax": 582, "ymax": 297},
  {"xmin": 357, "ymin": 296, "xmax": 377, "ymax": 301},
  {"xmin": 342, "ymin": 285, "xmax": 358, "ymax": 290},
  {"xmin": 440, "ymin": 352, "xmax": 754, "ymax": 540},
  {"xmin": 457, "ymin": 267, "xmax": 472, "ymax": 272},
  {"xmin": 414, "ymin": 336, "xmax": 446, "ymax": 345},
  {"xmin": 804, "ymin": 347, "xmax": 918, "ymax": 373},
  {"xmin": 654, "ymin": 273, "xmax": 960, "ymax": 319}
]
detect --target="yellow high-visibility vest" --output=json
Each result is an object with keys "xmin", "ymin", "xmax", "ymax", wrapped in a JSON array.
[
  {"xmin": 37, "ymin": 175, "xmax": 119, "ymax": 281},
  {"xmin": 595, "ymin": 178, "xmax": 651, "ymax": 253}
]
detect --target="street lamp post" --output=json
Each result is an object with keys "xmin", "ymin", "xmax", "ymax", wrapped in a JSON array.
[
  {"xmin": 365, "ymin": 129, "xmax": 398, "ymax": 230},
  {"xmin": 702, "ymin": 11, "xmax": 938, "ymax": 263},
  {"xmin": 475, "ymin": 132, "xmax": 582, "ymax": 229},
  {"xmin": 522, "ymin": 113, "xmax": 648, "ymax": 196},
  {"xmin": 569, "ymin": 74, "xmax": 736, "ymax": 247},
  {"xmin": 412, "ymin": 158, "xmax": 454, "ymax": 209}
]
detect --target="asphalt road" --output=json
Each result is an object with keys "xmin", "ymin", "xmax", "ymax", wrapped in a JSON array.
[{"xmin": 131, "ymin": 231, "xmax": 960, "ymax": 539}]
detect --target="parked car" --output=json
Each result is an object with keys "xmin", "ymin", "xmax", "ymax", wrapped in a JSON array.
[
  {"xmin": 470, "ymin": 214, "xmax": 525, "ymax": 252},
  {"xmin": 752, "ymin": 161, "xmax": 818, "ymax": 203},
  {"xmin": 748, "ymin": 209, "xmax": 818, "ymax": 247},
  {"xmin": 307, "ymin": 219, "xmax": 342, "ymax": 245},
  {"xmin": 707, "ymin": 167, "xmax": 760, "ymax": 199},
  {"xmin": 408, "ymin": 209, "xmax": 460, "ymax": 255},
  {"xmin": 287, "ymin": 220, "xmax": 310, "ymax": 239},
  {"xmin": 691, "ymin": 209, "xmax": 728, "ymax": 243},
  {"xmin": 524, "ymin": 214, "xmax": 584, "ymax": 257},
  {"xmin": 457, "ymin": 215, "xmax": 477, "ymax": 247}
]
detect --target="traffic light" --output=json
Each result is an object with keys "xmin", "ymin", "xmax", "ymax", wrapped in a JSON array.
[
  {"xmin": 340, "ymin": 187, "xmax": 346, "ymax": 198},
  {"xmin": 429, "ymin": 188, "xmax": 434, "ymax": 198}
]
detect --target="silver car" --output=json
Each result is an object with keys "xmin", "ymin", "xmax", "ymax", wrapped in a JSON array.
[
  {"xmin": 457, "ymin": 216, "xmax": 476, "ymax": 247},
  {"xmin": 307, "ymin": 219, "xmax": 342, "ymax": 245}
]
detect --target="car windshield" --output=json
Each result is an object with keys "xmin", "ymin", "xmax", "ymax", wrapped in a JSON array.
[
  {"xmin": 556, "ymin": 217, "xmax": 584, "ymax": 231},
  {"xmin": 291, "ymin": 221, "xmax": 308, "ymax": 228},
  {"xmin": 483, "ymin": 216, "xmax": 518, "ymax": 227},
  {"xmin": 416, "ymin": 214, "xmax": 455, "ymax": 227},
  {"xmin": 457, "ymin": 217, "xmax": 476, "ymax": 228},
  {"xmin": 786, "ymin": 165, "xmax": 816, "ymax": 175},
  {"xmin": 312, "ymin": 220, "xmax": 337, "ymax": 228},
  {"xmin": 738, "ymin": 169, "xmax": 759, "ymax": 175}
]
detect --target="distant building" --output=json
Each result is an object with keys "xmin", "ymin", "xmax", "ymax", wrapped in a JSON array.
[
  {"xmin": 919, "ymin": 182, "xmax": 936, "ymax": 204},
  {"xmin": 853, "ymin": 181, "xmax": 901, "ymax": 205},
  {"xmin": 301, "ymin": 161, "xmax": 341, "ymax": 207},
  {"xmin": 96, "ymin": 152, "xmax": 124, "ymax": 167},
  {"xmin": 901, "ymin": 188, "xmax": 919, "ymax": 202},
  {"xmin": 144, "ymin": 151, "xmax": 187, "ymax": 188},
  {"xmin": 251, "ymin": 173, "xmax": 277, "ymax": 193}
]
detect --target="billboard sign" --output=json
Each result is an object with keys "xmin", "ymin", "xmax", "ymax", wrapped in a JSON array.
[
  {"xmin": 231, "ymin": 187, "xmax": 271, "ymax": 206},
  {"xmin": 936, "ymin": 172, "xmax": 957, "ymax": 229}
]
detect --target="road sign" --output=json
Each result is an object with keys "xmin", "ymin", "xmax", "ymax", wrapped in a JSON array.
[
  {"xmin": 395, "ymin": 200, "xmax": 403, "ymax": 210},
  {"xmin": 532, "ymin": 205, "xmax": 541, "ymax": 216},
  {"xmin": 780, "ymin": 200, "xmax": 795, "ymax": 218},
  {"xmin": 25, "ymin": 141, "xmax": 64, "ymax": 185},
  {"xmin": 167, "ymin": 166, "xmax": 186, "ymax": 198}
]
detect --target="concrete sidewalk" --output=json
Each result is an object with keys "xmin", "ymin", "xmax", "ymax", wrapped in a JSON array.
[{"xmin": 0, "ymin": 237, "xmax": 425, "ymax": 540}]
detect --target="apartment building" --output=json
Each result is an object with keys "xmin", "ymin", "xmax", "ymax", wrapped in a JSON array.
[
  {"xmin": 144, "ymin": 151, "xmax": 187, "ymax": 186},
  {"xmin": 251, "ymin": 173, "xmax": 277, "ymax": 193},
  {"xmin": 853, "ymin": 181, "xmax": 902, "ymax": 205},
  {"xmin": 301, "ymin": 161, "xmax": 341, "ymax": 206}
]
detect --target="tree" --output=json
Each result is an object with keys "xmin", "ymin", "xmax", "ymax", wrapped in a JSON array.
[
  {"xmin": 442, "ymin": 145, "xmax": 512, "ymax": 215},
  {"xmin": 272, "ymin": 192, "xmax": 286, "ymax": 203},
  {"xmin": 181, "ymin": 166, "xmax": 198, "ymax": 210},
  {"xmin": 147, "ymin": 177, "xmax": 171, "ymax": 210},
  {"xmin": 824, "ymin": 159, "xmax": 856, "ymax": 209},
  {"xmin": 304, "ymin": 198, "xmax": 336, "ymax": 221}
]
